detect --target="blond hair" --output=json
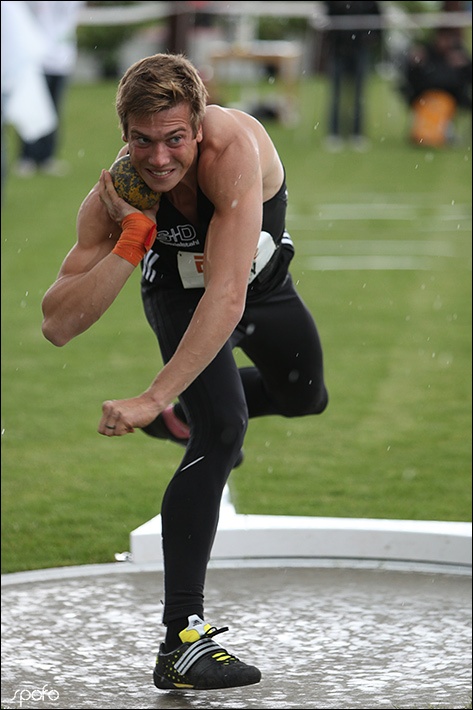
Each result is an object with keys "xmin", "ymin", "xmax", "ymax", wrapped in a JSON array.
[{"xmin": 116, "ymin": 53, "xmax": 208, "ymax": 138}]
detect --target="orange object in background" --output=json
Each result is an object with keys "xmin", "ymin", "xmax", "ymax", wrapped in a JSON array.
[{"xmin": 410, "ymin": 89, "xmax": 457, "ymax": 147}]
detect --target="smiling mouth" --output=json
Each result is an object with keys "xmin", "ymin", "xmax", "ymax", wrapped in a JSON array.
[{"xmin": 148, "ymin": 168, "xmax": 173, "ymax": 178}]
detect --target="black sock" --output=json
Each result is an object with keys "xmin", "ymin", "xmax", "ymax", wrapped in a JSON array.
[{"xmin": 164, "ymin": 618, "xmax": 188, "ymax": 652}]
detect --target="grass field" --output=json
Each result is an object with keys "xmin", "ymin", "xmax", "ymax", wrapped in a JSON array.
[{"xmin": 1, "ymin": 74, "xmax": 471, "ymax": 574}]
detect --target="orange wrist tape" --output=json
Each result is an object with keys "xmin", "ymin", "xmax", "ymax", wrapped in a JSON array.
[{"xmin": 112, "ymin": 213, "xmax": 157, "ymax": 267}]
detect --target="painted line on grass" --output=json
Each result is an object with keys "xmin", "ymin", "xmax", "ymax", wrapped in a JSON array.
[
  {"xmin": 293, "ymin": 239, "xmax": 470, "ymax": 271},
  {"xmin": 295, "ymin": 239, "xmax": 458, "ymax": 256},
  {"xmin": 302, "ymin": 255, "xmax": 434, "ymax": 270},
  {"xmin": 287, "ymin": 202, "xmax": 471, "ymax": 224}
]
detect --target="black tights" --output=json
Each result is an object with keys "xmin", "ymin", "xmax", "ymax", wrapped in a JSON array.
[{"xmin": 142, "ymin": 275, "xmax": 328, "ymax": 629}]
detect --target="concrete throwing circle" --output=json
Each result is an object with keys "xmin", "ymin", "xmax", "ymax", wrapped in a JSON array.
[{"xmin": 1, "ymin": 561, "xmax": 471, "ymax": 709}]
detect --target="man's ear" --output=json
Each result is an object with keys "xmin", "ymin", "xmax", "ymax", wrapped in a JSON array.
[{"xmin": 116, "ymin": 143, "xmax": 129, "ymax": 159}]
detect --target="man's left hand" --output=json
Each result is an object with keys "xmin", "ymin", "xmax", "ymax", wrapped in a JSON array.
[{"xmin": 98, "ymin": 394, "xmax": 160, "ymax": 436}]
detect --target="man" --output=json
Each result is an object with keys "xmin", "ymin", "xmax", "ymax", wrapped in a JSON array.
[
  {"xmin": 323, "ymin": 1, "xmax": 381, "ymax": 151},
  {"xmin": 399, "ymin": 26, "xmax": 472, "ymax": 146},
  {"xmin": 14, "ymin": 1, "xmax": 86, "ymax": 177},
  {"xmin": 41, "ymin": 53, "xmax": 329, "ymax": 691}
]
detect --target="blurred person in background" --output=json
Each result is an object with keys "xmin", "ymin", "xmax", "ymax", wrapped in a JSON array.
[
  {"xmin": 323, "ymin": 0, "xmax": 382, "ymax": 152},
  {"xmin": 1, "ymin": 0, "xmax": 57, "ymax": 200},
  {"xmin": 399, "ymin": 25, "xmax": 472, "ymax": 147},
  {"xmin": 14, "ymin": 0, "xmax": 85, "ymax": 178},
  {"xmin": 41, "ymin": 52, "xmax": 329, "ymax": 692}
]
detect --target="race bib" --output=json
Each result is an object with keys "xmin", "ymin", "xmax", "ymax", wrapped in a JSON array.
[
  {"xmin": 177, "ymin": 251, "xmax": 206, "ymax": 289},
  {"xmin": 177, "ymin": 231, "xmax": 276, "ymax": 289}
]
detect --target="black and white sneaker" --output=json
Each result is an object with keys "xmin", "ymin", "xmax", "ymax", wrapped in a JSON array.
[{"xmin": 153, "ymin": 614, "xmax": 261, "ymax": 690}]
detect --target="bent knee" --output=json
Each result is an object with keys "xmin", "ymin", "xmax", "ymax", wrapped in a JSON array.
[
  {"xmin": 280, "ymin": 386, "xmax": 329, "ymax": 418},
  {"xmin": 200, "ymin": 409, "xmax": 248, "ymax": 452},
  {"xmin": 218, "ymin": 414, "xmax": 248, "ymax": 450}
]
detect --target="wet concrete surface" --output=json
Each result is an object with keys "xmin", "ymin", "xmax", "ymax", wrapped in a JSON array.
[{"xmin": 1, "ymin": 560, "xmax": 471, "ymax": 710}]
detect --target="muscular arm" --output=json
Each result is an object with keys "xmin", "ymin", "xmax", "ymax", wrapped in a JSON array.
[
  {"xmin": 41, "ymin": 170, "xmax": 156, "ymax": 346},
  {"xmin": 41, "ymin": 184, "xmax": 128, "ymax": 346}
]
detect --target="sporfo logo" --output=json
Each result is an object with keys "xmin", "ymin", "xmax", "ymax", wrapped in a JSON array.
[{"xmin": 2, "ymin": 684, "xmax": 59, "ymax": 707}]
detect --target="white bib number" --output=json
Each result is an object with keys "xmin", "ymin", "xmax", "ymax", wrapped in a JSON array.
[{"xmin": 177, "ymin": 231, "xmax": 276, "ymax": 289}]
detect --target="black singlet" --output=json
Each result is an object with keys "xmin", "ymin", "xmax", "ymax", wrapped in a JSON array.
[{"xmin": 141, "ymin": 175, "xmax": 294, "ymax": 300}]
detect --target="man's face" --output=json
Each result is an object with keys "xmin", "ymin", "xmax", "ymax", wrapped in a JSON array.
[{"xmin": 125, "ymin": 103, "xmax": 203, "ymax": 192}]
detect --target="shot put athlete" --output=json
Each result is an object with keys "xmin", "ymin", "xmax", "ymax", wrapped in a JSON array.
[{"xmin": 41, "ymin": 53, "xmax": 329, "ymax": 691}]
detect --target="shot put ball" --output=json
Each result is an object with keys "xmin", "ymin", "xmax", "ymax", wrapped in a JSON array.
[{"xmin": 109, "ymin": 155, "xmax": 161, "ymax": 210}]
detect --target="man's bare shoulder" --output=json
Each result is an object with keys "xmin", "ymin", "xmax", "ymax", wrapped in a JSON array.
[
  {"xmin": 200, "ymin": 105, "xmax": 283, "ymax": 199},
  {"xmin": 203, "ymin": 104, "xmax": 268, "ymax": 145},
  {"xmin": 202, "ymin": 105, "xmax": 280, "ymax": 163},
  {"xmin": 204, "ymin": 104, "xmax": 263, "ymax": 126}
]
